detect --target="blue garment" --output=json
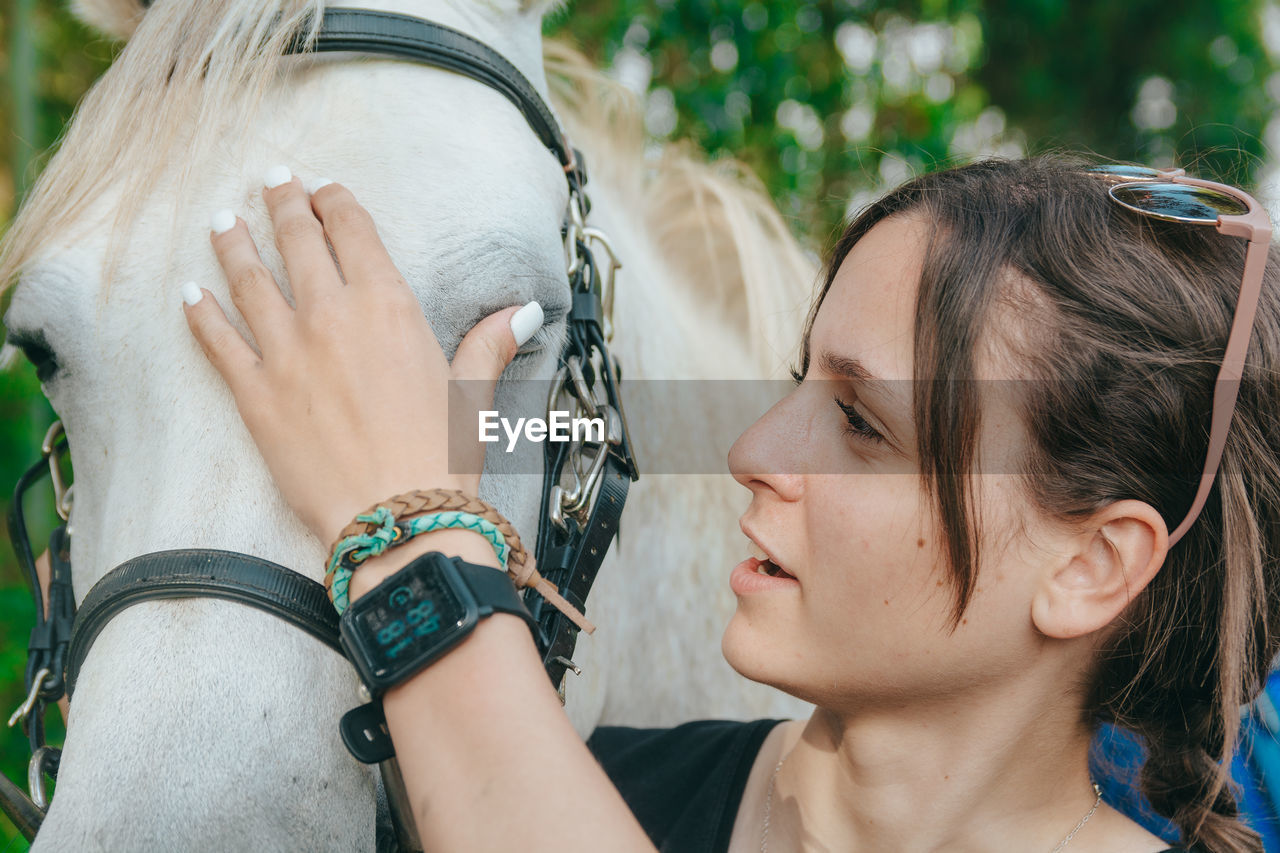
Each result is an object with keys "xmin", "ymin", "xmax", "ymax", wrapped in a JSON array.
[{"xmin": 1093, "ymin": 669, "xmax": 1280, "ymax": 851}]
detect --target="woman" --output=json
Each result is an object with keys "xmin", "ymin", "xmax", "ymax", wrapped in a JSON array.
[{"xmin": 180, "ymin": 154, "xmax": 1280, "ymax": 852}]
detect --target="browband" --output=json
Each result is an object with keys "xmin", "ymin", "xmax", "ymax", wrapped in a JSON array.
[
  {"xmin": 292, "ymin": 9, "xmax": 580, "ymax": 182},
  {"xmin": 132, "ymin": 4, "xmax": 576, "ymax": 177}
]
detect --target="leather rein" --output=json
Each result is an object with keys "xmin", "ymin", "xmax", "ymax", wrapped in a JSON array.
[{"xmin": 2, "ymin": 8, "xmax": 638, "ymax": 846}]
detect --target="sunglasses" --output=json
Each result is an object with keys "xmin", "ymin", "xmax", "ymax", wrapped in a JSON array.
[{"xmin": 1086, "ymin": 165, "xmax": 1273, "ymax": 547}]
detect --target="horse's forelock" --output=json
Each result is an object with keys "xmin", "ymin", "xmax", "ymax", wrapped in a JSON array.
[{"xmin": 0, "ymin": 0, "xmax": 326, "ymax": 298}]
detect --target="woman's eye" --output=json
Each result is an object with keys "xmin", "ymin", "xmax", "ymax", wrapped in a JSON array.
[{"xmin": 833, "ymin": 395, "xmax": 885, "ymax": 444}]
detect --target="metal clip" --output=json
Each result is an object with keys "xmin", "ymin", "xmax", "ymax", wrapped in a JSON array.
[
  {"xmin": 28, "ymin": 747, "xmax": 58, "ymax": 811},
  {"xmin": 563, "ymin": 193, "xmax": 588, "ymax": 278},
  {"xmin": 566, "ymin": 356, "xmax": 598, "ymax": 414},
  {"xmin": 8, "ymin": 668, "xmax": 49, "ymax": 729},
  {"xmin": 581, "ymin": 227, "xmax": 622, "ymax": 341},
  {"xmin": 562, "ymin": 409, "xmax": 617, "ymax": 517},
  {"xmin": 41, "ymin": 422, "xmax": 73, "ymax": 522},
  {"xmin": 553, "ymin": 656, "xmax": 582, "ymax": 677}
]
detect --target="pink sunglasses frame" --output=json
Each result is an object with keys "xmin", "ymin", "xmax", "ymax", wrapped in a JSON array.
[{"xmin": 1094, "ymin": 166, "xmax": 1272, "ymax": 546}]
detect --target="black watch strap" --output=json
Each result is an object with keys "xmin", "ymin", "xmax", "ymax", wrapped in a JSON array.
[
  {"xmin": 339, "ymin": 555, "xmax": 544, "ymax": 765},
  {"xmin": 454, "ymin": 559, "xmax": 542, "ymax": 645}
]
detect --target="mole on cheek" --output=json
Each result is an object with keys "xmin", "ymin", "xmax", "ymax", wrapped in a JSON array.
[{"xmin": 917, "ymin": 538, "xmax": 925, "ymax": 548}]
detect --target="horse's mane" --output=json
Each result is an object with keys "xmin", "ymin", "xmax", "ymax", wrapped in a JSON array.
[
  {"xmin": 542, "ymin": 43, "xmax": 818, "ymax": 371},
  {"xmin": 1, "ymin": 0, "xmax": 817, "ymax": 372}
]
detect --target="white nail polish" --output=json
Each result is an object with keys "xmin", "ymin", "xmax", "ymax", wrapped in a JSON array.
[
  {"xmin": 210, "ymin": 209, "xmax": 237, "ymax": 235},
  {"xmin": 263, "ymin": 165, "xmax": 292, "ymax": 189},
  {"xmin": 181, "ymin": 281, "xmax": 204, "ymax": 306},
  {"xmin": 308, "ymin": 178, "xmax": 333, "ymax": 193},
  {"xmin": 510, "ymin": 301, "xmax": 544, "ymax": 347}
]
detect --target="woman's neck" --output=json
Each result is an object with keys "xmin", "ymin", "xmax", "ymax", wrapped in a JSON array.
[{"xmin": 769, "ymin": 673, "xmax": 1105, "ymax": 852}]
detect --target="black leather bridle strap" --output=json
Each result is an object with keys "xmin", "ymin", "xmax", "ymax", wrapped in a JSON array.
[
  {"xmin": 66, "ymin": 550, "xmax": 341, "ymax": 696},
  {"xmin": 292, "ymin": 9, "xmax": 580, "ymax": 183}
]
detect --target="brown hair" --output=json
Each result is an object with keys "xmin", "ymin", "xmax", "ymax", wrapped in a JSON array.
[{"xmin": 795, "ymin": 155, "xmax": 1280, "ymax": 852}]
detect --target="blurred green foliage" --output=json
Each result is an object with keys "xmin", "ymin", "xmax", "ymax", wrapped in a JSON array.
[
  {"xmin": 545, "ymin": 0, "xmax": 1278, "ymax": 241},
  {"xmin": 1, "ymin": 0, "xmax": 1277, "ymax": 847}
]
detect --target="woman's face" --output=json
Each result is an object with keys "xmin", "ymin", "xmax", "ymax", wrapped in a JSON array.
[{"xmin": 724, "ymin": 213, "xmax": 1060, "ymax": 711}]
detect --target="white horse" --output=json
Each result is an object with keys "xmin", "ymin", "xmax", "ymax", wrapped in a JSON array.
[{"xmin": 1, "ymin": 1, "xmax": 814, "ymax": 848}]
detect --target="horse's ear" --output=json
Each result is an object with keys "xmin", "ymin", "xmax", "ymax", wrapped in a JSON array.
[{"xmin": 71, "ymin": 0, "xmax": 148, "ymax": 41}]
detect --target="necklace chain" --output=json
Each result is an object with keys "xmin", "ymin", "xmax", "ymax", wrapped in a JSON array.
[
  {"xmin": 760, "ymin": 756, "xmax": 786, "ymax": 853},
  {"xmin": 760, "ymin": 756, "xmax": 1103, "ymax": 853},
  {"xmin": 1048, "ymin": 783, "xmax": 1103, "ymax": 853}
]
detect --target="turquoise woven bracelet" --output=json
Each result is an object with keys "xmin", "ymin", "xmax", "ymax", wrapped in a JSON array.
[{"xmin": 327, "ymin": 506, "xmax": 510, "ymax": 615}]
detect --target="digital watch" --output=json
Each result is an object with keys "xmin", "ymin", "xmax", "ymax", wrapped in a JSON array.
[{"xmin": 338, "ymin": 550, "xmax": 541, "ymax": 696}]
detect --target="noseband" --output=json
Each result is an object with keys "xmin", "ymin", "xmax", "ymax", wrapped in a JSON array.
[{"xmin": 3, "ymin": 9, "xmax": 638, "ymax": 848}]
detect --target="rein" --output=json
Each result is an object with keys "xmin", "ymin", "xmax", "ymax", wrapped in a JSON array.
[{"xmin": 3, "ymin": 8, "xmax": 638, "ymax": 848}]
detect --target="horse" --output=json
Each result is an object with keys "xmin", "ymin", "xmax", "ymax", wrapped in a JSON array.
[{"xmin": 0, "ymin": 0, "xmax": 815, "ymax": 848}]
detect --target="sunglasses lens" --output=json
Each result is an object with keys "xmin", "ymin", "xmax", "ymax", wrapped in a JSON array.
[
  {"xmin": 1087, "ymin": 164, "xmax": 1168, "ymax": 182},
  {"xmin": 1109, "ymin": 182, "xmax": 1249, "ymax": 224}
]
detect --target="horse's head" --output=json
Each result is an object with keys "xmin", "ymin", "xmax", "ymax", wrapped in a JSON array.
[{"xmin": 2, "ymin": 1, "xmax": 574, "ymax": 847}]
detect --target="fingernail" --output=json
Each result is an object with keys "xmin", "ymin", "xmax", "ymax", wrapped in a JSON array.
[
  {"xmin": 181, "ymin": 281, "xmax": 203, "ymax": 306},
  {"xmin": 210, "ymin": 209, "xmax": 237, "ymax": 235},
  {"xmin": 308, "ymin": 178, "xmax": 333, "ymax": 193},
  {"xmin": 264, "ymin": 165, "xmax": 292, "ymax": 189},
  {"xmin": 510, "ymin": 301, "xmax": 544, "ymax": 347}
]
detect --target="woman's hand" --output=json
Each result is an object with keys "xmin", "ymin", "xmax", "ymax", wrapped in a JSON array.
[
  {"xmin": 179, "ymin": 170, "xmax": 653, "ymax": 852},
  {"xmin": 181, "ymin": 167, "xmax": 544, "ymax": 548}
]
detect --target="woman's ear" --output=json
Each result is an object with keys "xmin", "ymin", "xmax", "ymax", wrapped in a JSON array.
[
  {"xmin": 1030, "ymin": 500, "xmax": 1170, "ymax": 639},
  {"xmin": 72, "ymin": 0, "xmax": 148, "ymax": 41}
]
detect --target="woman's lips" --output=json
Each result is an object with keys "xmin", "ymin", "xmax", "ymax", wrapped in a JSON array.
[{"xmin": 730, "ymin": 557, "xmax": 801, "ymax": 595}]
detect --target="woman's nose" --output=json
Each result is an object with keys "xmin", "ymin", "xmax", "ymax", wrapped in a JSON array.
[{"xmin": 728, "ymin": 392, "xmax": 806, "ymax": 502}]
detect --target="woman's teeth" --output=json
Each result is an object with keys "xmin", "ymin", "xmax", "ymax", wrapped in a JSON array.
[{"xmin": 746, "ymin": 538, "xmax": 793, "ymax": 578}]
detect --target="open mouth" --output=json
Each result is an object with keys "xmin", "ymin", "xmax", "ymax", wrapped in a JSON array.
[
  {"xmin": 747, "ymin": 539, "xmax": 797, "ymax": 580},
  {"xmin": 756, "ymin": 558, "xmax": 795, "ymax": 580}
]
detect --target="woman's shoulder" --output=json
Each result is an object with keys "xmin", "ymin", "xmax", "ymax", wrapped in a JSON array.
[{"xmin": 587, "ymin": 718, "xmax": 788, "ymax": 853}]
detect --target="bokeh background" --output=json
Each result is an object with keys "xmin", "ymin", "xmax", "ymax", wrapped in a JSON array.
[{"xmin": 3, "ymin": 1, "xmax": 1280, "ymax": 848}]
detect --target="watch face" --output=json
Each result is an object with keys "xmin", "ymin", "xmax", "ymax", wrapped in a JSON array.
[{"xmin": 342, "ymin": 554, "xmax": 479, "ymax": 688}]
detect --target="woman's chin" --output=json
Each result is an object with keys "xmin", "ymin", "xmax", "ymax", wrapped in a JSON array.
[{"xmin": 721, "ymin": 609, "xmax": 789, "ymax": 687}]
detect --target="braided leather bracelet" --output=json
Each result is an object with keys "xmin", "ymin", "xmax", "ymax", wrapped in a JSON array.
[{"xmin": 326, "ymin": 488, "xmax": 596, "ymax": 635}]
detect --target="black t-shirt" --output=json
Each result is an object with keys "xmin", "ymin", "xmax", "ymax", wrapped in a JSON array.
[{"xmin": 586, "ymin": 718, "xmax": 1194, "ymax": 853}]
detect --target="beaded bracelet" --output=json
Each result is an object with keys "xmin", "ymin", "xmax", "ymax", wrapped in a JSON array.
[
  {"xmin": 326, "ymin": 506, "xmax": 511, "ymax": 615},
  {"xmin": 325, "ymin": 488, "xmax": 597, "ymax": 636}
]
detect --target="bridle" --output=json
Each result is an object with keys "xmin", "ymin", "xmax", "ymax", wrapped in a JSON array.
[{"xmin": 1, "ymin": 8, "xmax": 639, "ymax": 848}]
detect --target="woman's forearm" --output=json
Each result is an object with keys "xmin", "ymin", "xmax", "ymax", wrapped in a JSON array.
[{"xmin": 348, "ymin": 529, "xmax": 656, "ymax": 852}]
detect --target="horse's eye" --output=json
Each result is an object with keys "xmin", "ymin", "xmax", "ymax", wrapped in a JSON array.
[{"xmin": 6, "ymin": 328, "xmax": 59, "ymax": 382}]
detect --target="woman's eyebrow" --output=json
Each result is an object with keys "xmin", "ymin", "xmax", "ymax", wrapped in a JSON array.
[{"xmin": 819, "ymin": 349, "xmax": 879, "ymax": 383}]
